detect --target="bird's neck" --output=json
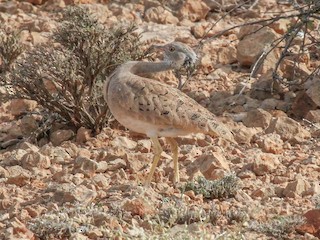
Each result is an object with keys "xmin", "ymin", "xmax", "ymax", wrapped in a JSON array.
[{"xmin": 130, "ymin": 61, "xmax": 172, "ymax": 76}]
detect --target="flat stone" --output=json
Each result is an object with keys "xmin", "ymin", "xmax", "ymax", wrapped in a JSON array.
[
  {"xmin": 73, "ymin": 156, "xmax": 98, "ymax": 177},
  {"xmin": 283, "ymin": 178, "xmax": 311, "ymax": 197},
  {"xmin": 188, "ymin": 151, "xmax": 230, "ymax": 180},
  {"xmin": 242, "ymin": 108, "xmax": 272, "ymax": 129},
  {"xmin": 265, "ymin": 116, "xmax": 311, "ymax": 143},
  {"xmin": 50, "ymin": 129, "xmax": 75, "ymax": 146}
]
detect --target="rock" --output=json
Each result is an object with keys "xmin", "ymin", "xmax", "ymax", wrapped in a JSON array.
[
  {"xmin": 77, "ymin": 148, "xmax": 91, "ymax": 159},
  {"xmin": 4, "ymin": 217, "xmax": 34, "ymax": 240},
  {"xmin": 272, "ymin": 176, "xmax": 289, "ymax": 184},
  {"xmin": 24, "ymin": 205, "xmax": 46, "ymax": 218},
  {"xmin": 17, "ymin": 5, "xmax": 36, "ymax": 15},
  {"xmin": 64, "ymin": 0, "xmax": 94, "ymax": 4},
  {"xmin": 2, "ymin": 123, "xmax": 23, "ymax": 144},
  {"xmin": 233, "ymin": 125, "xmax": 259, "ymax": 144},
  {"xmin": 303, "ymin": 182, "xmax": 320, "ymax": 197},
  {"xmin": 270, "ymin": 18, "xmax": 291, "ymax": 34},
  {"xmin": 136, "ymin": 139, "xmax": 152, "ymax": 153},
  {"xmin": 260, "ymin": 98, "xmax": 290, "ymax": 112},
  {"xmin": 283, "ymin": 178, "xmax": 310, "ymax": 197},
  {"xmin": 18, "ymin": 142, "xmax": 39, "ymax": 152},
  {"xmin": 296, "ymin": 209, "xmax": 320, "ymax": 238},
  {"xmin": 250, "ymin": 70, "xmax": 281, "ymax": 100},
  {"xmin": 76, "ymin": 127, "xmax": 92, "ymax": 144},
  {"xmin": 21, "ymin": 151, "xmax": 51, "ymax": 169},
  {"xmin": 217, "ymin": 45, "xmax": 237, "ymax": 65},
  {"xmin": 40, "ymin": 145, "xmax": 72, "ymax": 164},
  {"xmin": 188, "ymin": 152, "xmax": 230, "ymax": 180},
  {"xmin": 9, "ymin": 99, "xmax": 37, "ymax": 117},
  {"xmin": 265, "ymin": 116, "xmax": 311, "ymax": 143},
  {"xmin": 242, "ymin": 108, "xmax": 272, "ymax": 129},
  {"xmin": 69, "ymin": 233, "xmax": 87, "ymax": 240},
  {"xmin": 92, "ymin": 174, "xmax": 110, "ymax": 188},
  {"xmin": 256, "ymin": 133, "xmax": 284, "ymax": 154},
  {"xmin": 238, "ymin": 170, "xmax": 256, "ymax": 179},
  {"xmin": 306, "ymin": 79, "xmax": 320, "ymax": 107},
  {"xmin": 26, "ymin": 0, "xmax": 46, "ymax": 4},
  {"xmin": 96, "ymin": 161, "xmax": 109, "ymax": 173},
  {"xmin": 123, "ymin": 197, "xmax": 155, "ymax": 217},
  {"xmin": 252, "ymin": 152, "xmax": 280, "ymax": 176},
  {"xmin": 1, "ymin": 149, "xmax": 27, "ymax": 165},
  {"xmin": 0, "ymin": 166, "xmax": 9, "ymax": 178},
  {"xmin": 191, "ymin": 22, "xmax": 212, "ymax": 38},
  {"xmin": 0, "ymin": 2, "xmax": 18, "ymax": 14},
  {"xmin": 143, "ymin": 0, "xmax": 161, "ymax": 9},
  {"xmin": 259, "ymin": 49, "xmax": 280, "ymax": 74},
  {"xmin": 177, "ymin": 0, "xmax": 210, "ymax": 22},
  {"xmin": 291, "ymin": 91, "xmax": 318, "ymax": 118},
  {"xmin": 251, "ymin": 186, "xmax": 275, "ymax": 198},
  {"xmin": 0, "ymin": 198, "xmax": 13, "ymax": 210},
  {"xmin": 280, "ymin": 59, "xmax": 312, "ymax": 81},
  {"xmin": 73, "ymin": 156, "xmax": 98, "ymax": 177},
  {"xmin": 192, "ymin": 20, "xmax": 231, "ymax": 39},
  {"xmin": 305, "ymin": 110, "xmax": 320, "ymax": 122},
  {"xmin": 50, "ymin": 129, "xmax": 75, "ymax": 146},
  {"xmin": 202, "ymin": 0, "xmax": 222, "ymax": 10},
  {"xmin": 312, "ymin": 129, "xmax": 320, "ymax": 138},
  {"xmin": 237, "ymin": 24, "xmax": 263, "ymax": 40},
  {"xmin": 237, "ymin": 26, "xmax": 279, "ymax": 67},
  {"xmin": 87, "ymin": 228, "xmax": 103, "ymax": 238},
  {"xmin": 144, "ymin": 6, "xmax": 179, "ymax": 24},
  {"xmin": 106, "ymin": 158, "xmax": 127, "ymax": 171},
  {"xmin": 20, "ymin": 115, "xmax": 39, "ymax": 136},
  {"xmin": 111, "ymin": 136, "xmax": 137, "ymax": 150},
  {"xmin": 6, "ymin": 166, "xmax": 31, "ymax": 187},
  {"xmin": 52, "ymin": 183, "xmax": 97, "ymax": 204}
]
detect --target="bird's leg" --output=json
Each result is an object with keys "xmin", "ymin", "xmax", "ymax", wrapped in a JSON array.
[
  {"xmin": 146, "ymin": 137, "xmax": 163, "ymax": 186},
  {"xmin": 166, "ymin": 137, "xmax": 179, "ymax": 184}
]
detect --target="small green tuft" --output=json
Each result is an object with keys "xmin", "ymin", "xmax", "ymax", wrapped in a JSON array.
[
  {"xmin": 249, "ymin": 215, "xmax": 305, "ymax": 238},
  {"xmin": 181, "ymin": 174, "xmax": 239, "ymax": 199}
]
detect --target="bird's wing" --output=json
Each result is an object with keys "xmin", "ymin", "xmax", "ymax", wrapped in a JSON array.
[{"xmin": 121, "ymin": 76, "xmax": 233, "ymax": 140}]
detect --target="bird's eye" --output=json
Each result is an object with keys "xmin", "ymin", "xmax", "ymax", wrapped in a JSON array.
[{"xmin": 169, "ymin": 46, "xmax": 175, "ymax": 52}]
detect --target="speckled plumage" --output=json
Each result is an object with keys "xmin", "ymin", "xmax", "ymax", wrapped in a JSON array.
[{"xmin": 104, "ymin": 42, "xmax": 234, "ymax": 185}]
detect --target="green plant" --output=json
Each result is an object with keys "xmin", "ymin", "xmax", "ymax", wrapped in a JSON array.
[
  {"xmin": 182, "ymin": 174, "xmax": 239, "ymax": 199},
  {"xmin": 249, "ymin": 215, "xmax": 306, "ymax": 239},
  {"xmin": 226, "ymin": 209, "xmax": 248, "ymax": 224},
  {"xmin": 312, "ymin": 194, "xmax": 320, "ymax": 208}
]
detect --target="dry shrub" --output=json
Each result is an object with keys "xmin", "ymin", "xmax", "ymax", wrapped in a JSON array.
[
  {"xmin": 0, "ymin": 28, "xmax": 24, "ymax": 74},
  {"xmin": 1, "ymin": 6, "xmax": 143, "ymax": 134}
]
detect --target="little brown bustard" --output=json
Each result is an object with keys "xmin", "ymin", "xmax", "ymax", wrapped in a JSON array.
[{"xmin": 103, "ymin": 42, "xmax": 234, "ymax": 185}]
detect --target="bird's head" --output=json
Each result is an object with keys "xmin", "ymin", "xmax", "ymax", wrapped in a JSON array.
[{"xmin": 150, "ymin": 42, "xmax": 198, "ymax": 70}]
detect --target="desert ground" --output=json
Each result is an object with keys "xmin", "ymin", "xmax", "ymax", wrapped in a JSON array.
[{"xmin": 0, "ymin": 0, "xmax": 320, "ymax": 239}]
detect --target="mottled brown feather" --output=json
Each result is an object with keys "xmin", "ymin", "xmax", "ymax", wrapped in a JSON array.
[{"xmin": 104, "ymin": 61, "xmax": 234, "ymax": 141}]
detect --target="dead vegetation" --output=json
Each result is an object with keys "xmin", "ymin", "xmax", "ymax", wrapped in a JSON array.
[
  {"xmin": 208, "ymin": 0, "xmax": 320, "ymax": 94},
  {"xmin": 0, "ymin": 6, "xmax": 142, "ymax": 135}
]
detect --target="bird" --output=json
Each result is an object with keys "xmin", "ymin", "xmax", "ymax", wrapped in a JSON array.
[{"xmin": 103, "ymin": 42, "xmax": 234, "ymax": 185}]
